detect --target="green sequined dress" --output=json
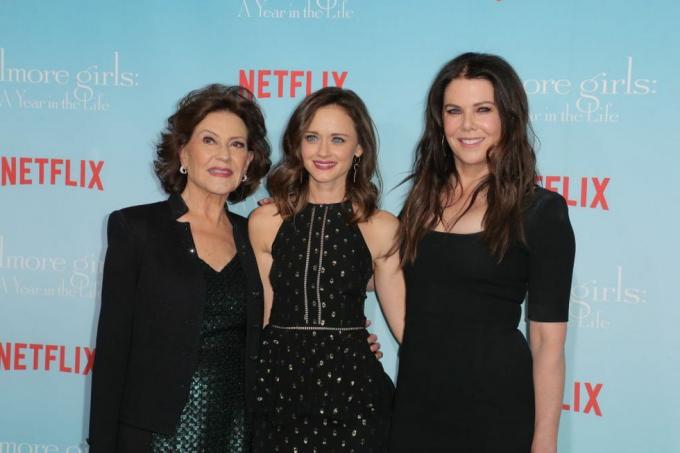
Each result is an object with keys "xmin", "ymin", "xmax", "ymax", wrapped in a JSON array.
[{"xmin": 151, "ymin": 255, "xmax": 247, "ymax": 452}]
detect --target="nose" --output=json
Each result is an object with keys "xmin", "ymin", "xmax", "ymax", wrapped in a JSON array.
[
  {"xmin": 217, "ymin": 144, "xmax": 232, "ymax": 161},
  {"xmin": 462, "ymin": 111, "xmax": 475, "ymax": 131},
  {"xmin": 317, "ymin": 138, "xmax": 331, "ymax": 157}
]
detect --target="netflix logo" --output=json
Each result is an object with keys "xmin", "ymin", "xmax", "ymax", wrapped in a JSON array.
[
  {"xmin": 537, "ymin": 176, "xmax": 610, "ymax": 210},
  {"xmin": 239, "ymin": 69, "xmax": 348, "ymax": 98},
  {"xmin": 1, "ymin": 156, "xmax": 104, "ymax": 190},
  {"xmin": 0, "ymin": 341, "xmax": 94, "ymax": 375},
  {"xmin": 562, "ymin": 381, "xmax": 603, "ymax": 416}
]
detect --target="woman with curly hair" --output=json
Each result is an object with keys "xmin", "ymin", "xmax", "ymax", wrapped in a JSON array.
[{"xmin": 88, "ymin": 84, "xmax": 271, "ymax": 452}]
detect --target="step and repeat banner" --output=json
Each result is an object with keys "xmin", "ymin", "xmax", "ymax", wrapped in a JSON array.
[{"xmin": 1, "ymin": 1, "xmax": 678, "ymax": 451}]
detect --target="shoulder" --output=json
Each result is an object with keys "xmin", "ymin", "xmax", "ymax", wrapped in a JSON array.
[
  {"xmin": 248, "ymin": 203, "xmax": 281, "ymax": 225},
  {"xmin": 525, "ymin": 186, "xmax": 569, "ymax": 223},
  {"xmin": 108, "ymin": 200, "xmax": 169, "ymax": 234},
  {"xmin": 248, "ymin": 203, "xmax": 283, "ymax": 245},
  {"xmin": 113, "ymin": 200, "xmax": 169, "ymax": 223},
  {"xmin": 360, "ymin": 209, "xmax": 399, "ymax": 257},
  {"xmin": 365, "ymin": 209, "xmax": 399, "ymax": 229},
  {"xmin": 524, "ymin": 186, "xmax": 575, "ymax": 245}
]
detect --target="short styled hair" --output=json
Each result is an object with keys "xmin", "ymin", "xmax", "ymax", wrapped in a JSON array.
[{"xmin": 154, "ymin": 84, "xmax": 271, "ymax": 203}]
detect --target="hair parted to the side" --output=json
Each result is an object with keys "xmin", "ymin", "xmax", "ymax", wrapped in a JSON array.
[
  {"xmin": 153, "ymin": 84, "xmax": 272, "ymax": 203},
  {"xmin": 267, "ymin": 86, "xmax": 381, "ymax": 223},
  {"xmin": 398, "ymin": 52, "xmax": 538, "ymax": 263}
]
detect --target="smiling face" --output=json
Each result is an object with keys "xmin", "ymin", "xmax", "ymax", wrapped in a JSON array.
[
  {"xmin": 442, "ymin": 77, "xmax": 502, "ymax": 175},
  {"xmin": 300, "ymin": 104, "xmax": 363, "ymax": 195},
  {"xmin": 180, "ymin": 110, "xmax": 253, "ymax": 199}
]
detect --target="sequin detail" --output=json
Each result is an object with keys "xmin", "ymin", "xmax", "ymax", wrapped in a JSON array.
[
  {"xmin": 151, "ymin": 256, "xmax": 247, "ymax": 452},
  {"xmin": 253, "ymin": 202, "xmax": 393, "ymax": 452}
]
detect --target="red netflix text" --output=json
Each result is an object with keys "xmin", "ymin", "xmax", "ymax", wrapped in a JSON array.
[
  {"xmin": 239, "ymin": 69, "xmax": 348, "ymax": 98},
  {"xmin": 1, "ymin": 156, "xmax": 104, "ymax": 190},
  {"xmin": 0, "ymin": 341, "xmax": 94, "ymax": 375},
  {"xmin": 537, "ymin": 176, "xmax": 610, "ymax": 210},
  {"xmin": 562, "ymin": 381, "xmax": 603, "ymax": 416}
]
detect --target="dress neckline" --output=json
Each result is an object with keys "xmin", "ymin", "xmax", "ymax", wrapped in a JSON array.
[
  {"xmin": 198, "ymin": 253, "xmax": 238, "ymax": 273},
  {"xmin": 306, "ymin": 200, "xmax": 346, "ymax": 207},
  {"xmin": 428, "ymin": 229, "xmax": 483, "ymax": 238}
]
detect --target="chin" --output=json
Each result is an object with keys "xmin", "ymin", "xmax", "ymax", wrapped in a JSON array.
[
  {"xmin": 452, "ymin": 159, "xmax": 488, "ymax": 173},
  {"xmin": 205, "ymin": 183, "xmax": 237, "ymax": 197},
  {"xmin": 307, "ymin": 170, "xmax": 337, "ymax": 182}
]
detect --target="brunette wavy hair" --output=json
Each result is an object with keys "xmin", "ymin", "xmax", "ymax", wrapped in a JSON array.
[
  {"xmin": 398, "ymin": 52, "xmax": 538, "ymax": 263},
  {"xmin": 267, "ymin": 87, "xmax": 381, "ymax": 222},
  {"xmin": 154, "ymin": 84, "xmax": 271, "ymax": 203}
]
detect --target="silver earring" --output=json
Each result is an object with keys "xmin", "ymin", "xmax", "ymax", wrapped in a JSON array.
[
  {"xmin": 241, "ymin": 174, "xmax": 248, "ymax": 183},
  {"xmin": 179, "ymin": 165, "xmax": 188, "ymax": 175},
  {"xmin": 352, "ymin": 156, "xmax": 361, "ymax": 183}
]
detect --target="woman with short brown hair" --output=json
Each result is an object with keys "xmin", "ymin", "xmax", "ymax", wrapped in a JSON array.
[{"xmin": 89, "ymin": 84, "xmax": 271, "ymax": 452}]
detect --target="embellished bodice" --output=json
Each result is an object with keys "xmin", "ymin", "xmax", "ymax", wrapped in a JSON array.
[
  {"xmin": 253, "ymin": 202, "xmax": 393, "ymax": 427},
  {"xmin": 268, "ymin": 202, "xmax": 373, "ymax": 329}
]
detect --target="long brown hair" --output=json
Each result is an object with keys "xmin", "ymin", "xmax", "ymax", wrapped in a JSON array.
[
  {"xmin": 267, "ymin": 87, "xmax": 381, "ymax": 222},
  {"xmin": 398, "ymin": 53, "xmax": 537, "ymax": 263}
]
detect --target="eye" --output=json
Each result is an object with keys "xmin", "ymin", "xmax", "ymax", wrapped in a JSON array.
[
  {"xmin": 202, "ymin": 136, "xmax": 216, "ymax": 144},
  {"xmin": 331, "ymin": 136, "xmax": 345, "ymax": 144},
  {"xmin": 231, "ymin": 140, "xmax": 246, "ymax": 149},
  {"xmin": 478, "ymin": 106, "xmax": 493, "ymax": 113},
  {"xmin": 304, "ymin": 134, "xmax": 318, "ymax": 143},
  {"xmin": 445, "ymin": 107, "xmax": 461, "ymax": 115}
]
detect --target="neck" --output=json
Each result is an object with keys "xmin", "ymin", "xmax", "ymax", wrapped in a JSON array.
[
  {"xmin": 307, "ymin": 180, "xmax": 346, "ymax": 204},
  {"xmin": 453, "ymin": 163, "xmax": 489, "ymax": 193},
  {"xmin": 181, "ymin": 185, "xmax": 229, "ymax": 224}
]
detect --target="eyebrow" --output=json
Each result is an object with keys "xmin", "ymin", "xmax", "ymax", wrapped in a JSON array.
[
  {"xmin": 197, "ymin": 128, "xmax": 246, "ymax": 140},
  {"xmin": 444, "ymin": 101, "xmax": 495, "ymax": 108},
  {"xmin": 304, "ymin": 130, "xmax": 351, "ymax": 137}
]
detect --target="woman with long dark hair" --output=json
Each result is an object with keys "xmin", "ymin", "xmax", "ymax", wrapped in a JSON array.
[
  {"xmin": 390, "ymin": 53, "xmax": 575, "ymax": 452},
  {"xmin": 249, "ymin": 87, "xmax": 404, "ymax": 452}
]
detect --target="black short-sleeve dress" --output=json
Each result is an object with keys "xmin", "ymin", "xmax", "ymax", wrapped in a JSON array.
[{"xmin": 389, "ymin": 187, "xmax": 575, "ymax": 453}]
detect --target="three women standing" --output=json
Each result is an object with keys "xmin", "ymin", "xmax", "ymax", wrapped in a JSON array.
[{"xmin": 91, "ymin": 52, "xmax": 574, "ymax": 453}]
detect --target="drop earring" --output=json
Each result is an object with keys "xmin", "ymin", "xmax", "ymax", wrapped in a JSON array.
[{"xmin": 352, "ymin": 156, "xmax": 361, "ymax": 183}]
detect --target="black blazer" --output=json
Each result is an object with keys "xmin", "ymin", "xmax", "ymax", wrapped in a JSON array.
[{"xmin": 88, "ymin": 194, "xmax": 263, "ymax": 452}]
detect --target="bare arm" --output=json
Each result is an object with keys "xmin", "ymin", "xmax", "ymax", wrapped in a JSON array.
[
  {"xmin": 248, "ymin": 204, "xmax": 281, "ymax": 326},
  {"xmin": 360, "ymin": 211, "xmax": 405, "ymax": 343},
  {"xmin": 529, "ymin": 320, "xmax": 567, "ymax": 453}
]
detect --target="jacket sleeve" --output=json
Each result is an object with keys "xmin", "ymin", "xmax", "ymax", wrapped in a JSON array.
[{"xmin": 88, "ymin": 210, "xmax": 139, "ymax": 452}]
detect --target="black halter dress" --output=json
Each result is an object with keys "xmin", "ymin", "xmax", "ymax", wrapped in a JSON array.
[{"xmin": 252, "ymin": 202, "xmax": 394, "ymax": 452}]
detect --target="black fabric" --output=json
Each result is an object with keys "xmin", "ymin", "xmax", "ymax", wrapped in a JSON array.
[
  {"xmin": 251, "ymin": 202, "xmax": 393, "ymax": 452},
  {"xmin": 389, "ymin": 187, "xmax": 575, "ymax": 452},
  {"xmin": 150, "ymin": 256, "xmax": 247, "ymax": 451},
  {"xmin": 88, "ymin": 193, "xmax": 263, "ymax": 453}
]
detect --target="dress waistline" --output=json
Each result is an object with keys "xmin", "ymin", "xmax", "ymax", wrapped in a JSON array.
[{"xmin": 269, "ymin": 324, "xmax": 365, "ymax": 332}]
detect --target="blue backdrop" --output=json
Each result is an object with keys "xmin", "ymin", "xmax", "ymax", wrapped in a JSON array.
[{"xmin": 1, "ymin": 1, "xmax": 679, "ymax": 451}]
